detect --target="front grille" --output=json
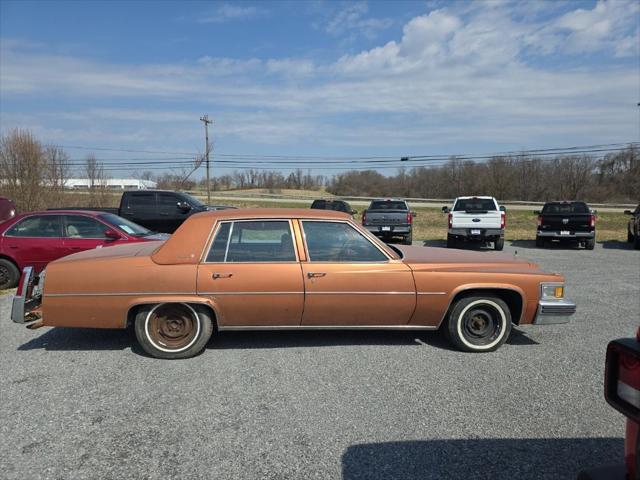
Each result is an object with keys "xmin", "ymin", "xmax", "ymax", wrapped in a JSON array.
[{"xmin": 541, "ymin": 305, "xmax": 576, "ymax": 315}]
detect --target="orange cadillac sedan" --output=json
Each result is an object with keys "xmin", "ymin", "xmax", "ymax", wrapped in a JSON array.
[{"xmin": 12, "ymin": 209, "xmax": 575, "ymax": 359}]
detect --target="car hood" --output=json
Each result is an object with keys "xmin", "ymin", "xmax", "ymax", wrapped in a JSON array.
[{"xmin": 396, "ymin": 245, "xmax": 541, "ymax": 273}]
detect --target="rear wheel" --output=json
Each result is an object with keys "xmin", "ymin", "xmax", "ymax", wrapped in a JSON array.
[
  {"xmin": 535, "ymin": 236, "xmax": 544, "ymax": 248},
  {"xmin": 628, "ymin": 228, "xmax": 634, "ymax": 243},
  {"xmin": 446, "ymin": 234, "xmax": 456, "ymax": 248},
  {"xmin": 403, "ymin": 233, "xmax": 413, "ymax": 245},
  {"xmin": 494, "ymin": 237, "xmax": 504, "ymax": 251},
  {"xmin": 585, "ymin": 238, "xmax": 595, "ymax": 250},
  {"xmin": 135, "ymin": 303, "xmax": 214, "ymax": 359},
  {"xmin": 0, "ymin": 259, "xmax": 20, "ymax": 290},
  {"xmin": 635, "ymin": 232, "xmax": 640, "ymax": 250},
  {"xmin": 446, "ymin": 296, "xmax": 512, "ymax": 352}
]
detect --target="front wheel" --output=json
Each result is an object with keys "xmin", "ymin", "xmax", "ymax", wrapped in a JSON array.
[
  {"xmin": 494, "ymin": 237, "xmax": 504, "ymax": 251},
  {"xmin": 0, "ymin": 259, "xmax": 20, "ymax": 290},
  {"xmin": 446, "ymin": 296, "xmax": 512, "ymax": 352},
  {"xmin": 135, "ymin": 303, "xmax": 214, "ymax": 359}
]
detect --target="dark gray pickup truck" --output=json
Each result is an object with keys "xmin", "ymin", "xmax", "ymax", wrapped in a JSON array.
[
  {"xmin": 362, "ymin": 199, "xmax": 415, "ymax": 245},
  {"xmin": 535, "ymin": 201, "xmax": 596, "ymax": 249}
]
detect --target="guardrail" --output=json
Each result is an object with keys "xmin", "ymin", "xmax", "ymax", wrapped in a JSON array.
[{"xmin": 186, "ymin": 190, "xmax": 637, "ymax": 209}]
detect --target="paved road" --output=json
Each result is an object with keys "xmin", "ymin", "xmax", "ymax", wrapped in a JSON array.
[{"xmin": 1, "ymin": 241, "xmax": 638, "ymax": 479}]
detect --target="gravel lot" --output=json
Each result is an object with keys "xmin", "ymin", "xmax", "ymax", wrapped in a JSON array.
[{"xmin": 1, "ymin": 240, "xmax": 638, "ymax": 480}]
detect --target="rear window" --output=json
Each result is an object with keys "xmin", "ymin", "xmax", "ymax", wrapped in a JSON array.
[
  {"xmin": 453, "ymin": 199, "xmax": 497, "ymax": 212},
  {"xmin": 369, "ymin": 201, "xmax": 407, "ymax": 211},
  {"xmin": 542, "ymin": 202, "xmax": 589, "ymax": 214},
  {"xmin": 311, "ymin": 200, "xmax": 350, "ymax": 213}
]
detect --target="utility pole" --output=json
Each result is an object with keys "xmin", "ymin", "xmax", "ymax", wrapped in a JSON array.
[{"xmin": 200, "ymin": 115, "xmax": 213, "ymax": 204}]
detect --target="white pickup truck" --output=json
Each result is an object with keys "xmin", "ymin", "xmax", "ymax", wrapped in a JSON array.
[{"xmin": 442, "ymin": 196, "xmax": 505, "ymax": 250}]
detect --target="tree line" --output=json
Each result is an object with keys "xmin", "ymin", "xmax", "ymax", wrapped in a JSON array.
[{"xmin": 1, "ymin": 129, "xmax": 637, "ymax": 212}]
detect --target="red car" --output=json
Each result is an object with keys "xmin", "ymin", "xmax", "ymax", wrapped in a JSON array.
[
  {"xmin": 0, "ymin": 210, "xmax": 168, "ymax": 289},
  {"xmin": 579, "ymin": 328, "xmax": 640, "ymax": 480}
]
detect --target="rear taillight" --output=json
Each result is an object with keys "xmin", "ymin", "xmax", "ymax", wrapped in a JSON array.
[
  {"xmin": 590, "ymin": 214, "xmax": 596, "ymax": 228},
  {"xmin": 448, "ymin": 213, "xmax": 452, "ymax": 229},
  {"xmin": 500, "ymin": 212, "xmax": 506, "ymax": 229},
  {"xmin": 605, "ymin": 338, "xmax": 640, "ymax": 423},
  {"xmin": 407, "ymin": 213, "xmax": 413, "ymax": 225},
  {"xmin": 537, "ymin": 215, "xmax": 543, "ymax": 227}
]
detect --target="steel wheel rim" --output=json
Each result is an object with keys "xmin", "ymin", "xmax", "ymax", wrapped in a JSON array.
[
  {"xmin": 145, "ymin": 304, "xmax": 200, "ymax": 353},
  {"xmin": 0, "ymin": 265, "xmax": 9, "ymax": 288},
  {"xmin": 460, "ymin": 303, "xmax": 504, "ymax": 347}
]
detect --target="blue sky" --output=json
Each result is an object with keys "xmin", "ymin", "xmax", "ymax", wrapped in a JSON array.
[{"xmin": 0, "ymin": 0, "xmax": 638, "ymax": 178}]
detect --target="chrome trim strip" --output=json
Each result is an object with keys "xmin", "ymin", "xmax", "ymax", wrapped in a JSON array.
[
  {"xmin": 417, "ymin": 292, "xmax": 447, "ymax": 295},
  {"xmin": 45, "ymin": 292, "xmax": 194, "ymax": 297},
  {"xmin": 218, "ymin": 325, "xmax": 437, "ymax": 331},
  {"xmin": 306, "ymin": 291, "xmax": 414, "ymax": 295},
  {"xmin": 199, "ymin": 291, "xmax": 302, "ymax": 296}
]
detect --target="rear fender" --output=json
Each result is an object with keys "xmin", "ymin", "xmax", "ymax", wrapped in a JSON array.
[{"xmin": 124, "ymin": 295, "xmax": 222, "ymax": 328}]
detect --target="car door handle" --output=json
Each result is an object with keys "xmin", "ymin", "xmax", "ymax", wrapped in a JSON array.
[
  {"xmin": 212, "ymin": 273, "xmax": 233, "ymax": 279},
  {"xmin": 307, "ymin": 272, "xmax": 326, "ymax": 278}
]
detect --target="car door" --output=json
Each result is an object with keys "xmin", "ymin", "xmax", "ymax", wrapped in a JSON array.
[
  {"xmin": 62, "ymin": 214, "xmax": 122, "ymax": 253},
  {"xmin": 120, "ymin": 192, "xmax": 158, "ymax": 231},
  {"xmin": 3, "ymin": 214, "xmax": 65, "ymax": 271},
  {"xmin": 299, "ymin": 220, "xmax": 416, "ymax": 326},
  {"xmin": 157, "ymin": 192, "xmax": 190, "ymax": 232},
  {"xmin": 197, "ymin": 219, "xmax": 304, "ymax": 326}
]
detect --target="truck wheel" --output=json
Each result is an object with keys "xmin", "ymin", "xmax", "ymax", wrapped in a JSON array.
[
  {"xmin": 446, "ymin": 234, "xmax": 456, "ymax": 248},
  {"xmin": 446, "ymin": 296, "xmax": 512, "ymax": 352},
  {"xmin": 635, "ymin": 233, "xmax": 640, "ymax": 250},
  {"xmin": 403, "ymin": 233, "xmax": 413, "ymax": 245},
  {"xmin": 494, "ymin": 237, "xmax": 504, "ymax": 251},
  {"xmin": 0, "ymin": 259, "xmax": 20, "ymax": 290},
  {"xmin": 135, "ymin": 303, "xmax": 214, "ymax": 359},
  {"xmin": 628, "ymin": 228, "xmax": 634, "ymax": 243},
  {"xmin": 585, "ymin": 238, "xmax": 595, "ymax": 250},
  {"xmin": 535, "ymin": 237, "xmax": 544, "ymax": 248}
]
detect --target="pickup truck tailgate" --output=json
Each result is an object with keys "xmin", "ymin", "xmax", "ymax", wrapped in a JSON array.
[
  {"xmin": 452, "ymin": 211, "xmax": 501, "ymax": 229},
  {"xmin": 365, "ymin": 211, "xmax": 408, "ymax": 225},
  {"xmin": 540, "ymin": 214, "xmax": 592, "ymax": 231}
]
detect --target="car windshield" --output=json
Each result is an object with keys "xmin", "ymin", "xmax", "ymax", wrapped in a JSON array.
[
  {"xmin": 542, "ymin": 202, "xmax": 589, "ymax": 214},
  {"xmin": 454, "ymin": 199, "xmax": 496, "ymax": 212},
  {"xmin": 178, "ymin": 192, "xmax": 205, "ymax": 208},
  {"xmin": 99, "ymin": 213, "xmax": 152, "ymax": 236},
  {"xmin": 369, "ymin": 201, "xmax": 407, "ymax": 210}
]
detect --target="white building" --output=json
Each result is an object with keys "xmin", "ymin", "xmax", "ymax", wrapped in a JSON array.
[{"xmin": 64, "ymin": 178, "xmax": 158, "ymax": 190}]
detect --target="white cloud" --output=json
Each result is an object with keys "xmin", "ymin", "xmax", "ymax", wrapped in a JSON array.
[
  {"xmin": 197, "ymin": 4, "xmax": 266, "ymax": 24},
  {"xmin": 325, "ymin": 2, "xmax": 393, "ymax": 40}
]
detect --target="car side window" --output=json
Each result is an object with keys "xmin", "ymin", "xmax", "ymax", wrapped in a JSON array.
[
  {"xmin": 206, "ymin": 222, "xmax": 231, "ymax": 262},
  {"xmin": 64, "ymin": 215, "xmax": 109, "ymax": 239},
  {"xmin": 205, "ymin": 221, "xmax": 296, "ymax": 262},
  {"xmin": 126, "ymin": 193, "xmax": 156, "ymax": 211},
  {"xmin": 5, "ymin": 215, "xmax": 63, "ymax": 238},
  {"xmin": 157, "ymin": 193, "xmax": 180, "ymax": 213},
  {"xmin": 302, "ymin": 221, "xmax": 387, "ymax": 262}
]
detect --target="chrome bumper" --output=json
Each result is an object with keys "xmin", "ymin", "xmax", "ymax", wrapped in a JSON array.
[
  {"xmin": 533, "ymin": 298, "xmax": 576, "ymax": 325},
  {"xmin": 536, "ymin": 231, "xmax": 594, "ymax": 238},
  {"xmin": 10, "ymin": 266, "xmax": 40, "ymax": 324}
]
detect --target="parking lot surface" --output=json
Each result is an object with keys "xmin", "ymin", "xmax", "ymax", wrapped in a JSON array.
[{"xmin": 1, "ymin": 240, "xmax": 638, "ymax": 480}]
